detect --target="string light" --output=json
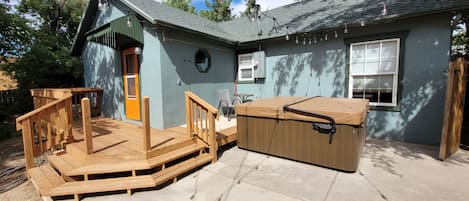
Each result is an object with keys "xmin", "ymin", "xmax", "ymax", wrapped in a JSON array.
[
  {"xmin": 295, "ymin": 35, "xmax": 299, "ymax": 44},
  {"xmin": 334, "ymin": 31, "xmax": 338, "ymax": 38},
  {"xmin": 324, "ymin": 32, "xmax": 328, "ymax": 41},
  {"xmin": 303, "ymin": 34, "xmax": 306, "ymax": 45},
  {"xmin": 344, "ymin": 23, "xmax": 348, "ymax": 34},
  {"xmin": 309, "ymin": 37, "xmax": 312, "ymax": 45},
  {"xmin": 127, "ymin": 16, "xmax": 132, "ymax": 28},
  {"xmin": 360, "ymin": 18, "xmax": 366, "ymax": 26},
  {"xmin": 313, "ymin": 35, "xmax": 317, "ymax": 44},
  {"xmin": 382, "ymin": 1, "xmax": 388, "ymax": 16},
  {"xmin": 162, "ymin": 30, "xmax": 166, "ymax": 41},
  {"xmin": 285, "ymin": 26, "xmax": 290, "ymax": 41}
]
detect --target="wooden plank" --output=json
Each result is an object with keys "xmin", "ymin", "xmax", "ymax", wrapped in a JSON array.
[
  {"xmin": 440, "ymin": 58, "xmax": 467, "ymax": 160},
  {"xmin": 81, "ymin": 98, "xmax": 93, "ymax": 155},
  {"xmin": 146, "ymin": 142, "xmax": 206, "ymax": 168},
  {"xmin": 142, "ymin": 96, "xmax": 151, "ymax": 152},
  {"xmin": 184, "ymin": 91, "xmax": 218, "ymax": 116},
  {"xmin": 185, "ymin": 93, "xmax": 192, "ymax": 138},
  {"xmin": 152, "ymin": 153, "xmax": 212, "ymax": 185},
  {"xmin": 209, "ymin": 114, "xmax": 217, "ymax": 163},
  {"xmin": 22, "ymin": 119, "xmax": 34, "ymax": 170},
  {"xmin": 48, "ymin": 175, "xmax": 155, "ymax": 196},
  {"xmin": 28, "ymin": 167, "xmax": 54, "ymax": 196},
  {"xmin": 39, "ymin": 164, "xmax": 65, "ymax": 187},
  {"xmin": 216, "ymin": 126, "xmax": 237, "ymax": 146}
]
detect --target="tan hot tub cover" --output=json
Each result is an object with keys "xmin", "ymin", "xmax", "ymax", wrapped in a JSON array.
[{"xmin": 235, "ymin": 97, "xmax": 369, "ymax": 125}]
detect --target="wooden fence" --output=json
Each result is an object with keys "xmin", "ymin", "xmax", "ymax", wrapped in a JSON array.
[{"xmin": 0, "ymin": 89, "xmax": 18, "ymax": 106}]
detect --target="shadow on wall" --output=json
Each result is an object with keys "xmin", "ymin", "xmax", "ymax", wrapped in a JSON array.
[
  {"xmin": 85, "ymin": 44, "xmax": 124, "ymax": 120},
  {"xmin": 270, "ymin": 46, "xmax": 345, "ymax": 97}
]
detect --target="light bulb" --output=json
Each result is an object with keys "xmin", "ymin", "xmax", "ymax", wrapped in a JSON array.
[
  {"xmin": 360, "ymin": 18, "xmax": 366, "ymax": 27},
  {"xmin": 303, "ymin": 37, "xmax": 306, "ymax": 45},
  {"xmin": 309, "ymin": 38, "xmax": 312, "ymax": 45},
  {"xmin": 334, "ymin": 31, "xmax": 338, "ymax": 38},
  {"xmin": 295, "ymin": 35, "xmax": 299, "ymax": 44},
  {"xmin": 285, "ymin": 34, "xmax": 289, "ymax": 41},
  {"xmin": 313, "ymin": 35, "xmax": 317, "ymax": 44},
  {"xmin": 325, "ymin": 33, "xmax": 328, "ymax": 41},
  {"xmin": 382, "ymin": 4, "xmax": 387, "ymax": 16},
  {"xmin": 344, "ymin": 23, "xmax": 348, "ymax": 34},
  {"xmin": 127, "ymin": 16, "xmax": 132, "ymax": 28}
]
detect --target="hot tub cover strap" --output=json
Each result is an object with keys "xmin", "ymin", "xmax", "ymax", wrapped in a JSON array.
[{"xmin": 283, "ymin": 97, "xmax": 337, "ymax": 144}]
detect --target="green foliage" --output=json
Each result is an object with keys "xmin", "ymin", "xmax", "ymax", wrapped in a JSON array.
[
  {"xmin": 0, "ymin": 0, "xmax": 86, "ymax": 116},
  {"xmin": 199, "ymin": 0, "xmax": 233, "ymax": 22},
  {"xmin": 241, "ymin": 0, "xmax": 256, "ymax": 17},
  {"xmin": 164, "ymin": 0, "xmax": 197, "ymax": 14},
  {"xmin": 0, "ymin": 1, "xmax": 31, "ymax": 60}
]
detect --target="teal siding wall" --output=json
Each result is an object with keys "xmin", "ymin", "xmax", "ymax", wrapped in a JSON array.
[
  {"xmin": 160, "ymin": 36, "xmax": 235, "ymax": 128},
  {"xmin": 139, "ymin": 27, "xmax": 164, "ymax": 128},
  {"xmin": 82, "ymin": 3, "xmax": 127, "ymax": 121},
  {"xmin": 237, "ymin": 14, "xmax": 452, "ymax": 145}
]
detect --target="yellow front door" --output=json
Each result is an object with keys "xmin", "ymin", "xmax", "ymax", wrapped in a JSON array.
[{"xmin": 122, "ymin": 48, "xmax": 141, "ymax": 120}]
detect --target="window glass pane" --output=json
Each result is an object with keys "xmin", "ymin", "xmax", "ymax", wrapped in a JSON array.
[
  {"xmin": 126, "ymin": 55, "xmax": 135, "ymax": 74},
  {"xmin": 379, "ymin": 75, "xmax": 394, "ymax": 103},
  {"xmin": 381, "ymin": 41, "xmax": 398, "ymax": 58},
  {"xmin": 365, "ymin": 76, "xmax": 381, "ymax": 103},
  {"xmin": 127, "ymin": 77, "xmax": 136, "ymax": 97},
  {"xmin": 351, "ymin": 45, "xmax": 365, "ymax": 63},
  {"xmin": 352, "ymin": 76, "xmax": 364, "ymax": 99},
  {"xmin": 380, "ymin": 59, "xmax": 397, "ymax": 73},
  {"xmin": 239, "ymin": 55, "xmax": 252, "ymax": 67},
  {"xmin": 365, "ymin": 61, "xmax": 380, "ymax": 73},
  {"xmin": 240, "ymin": 68, "xmax": 253, "ymax": 79},
  {"xmin": 351, "ymin": 63, "xmax": 364, "ymax": 74},
  {"xmin": 366, "ymin": 42, "xmax": 380, "ymax": 58}
]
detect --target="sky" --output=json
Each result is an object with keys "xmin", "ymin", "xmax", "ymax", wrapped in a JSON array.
[{"xmin": 157, "ymin": 0, "xmax": 296, "ymax": 17}]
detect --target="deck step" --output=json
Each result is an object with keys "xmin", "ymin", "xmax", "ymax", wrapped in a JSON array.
[
  {"xmin": 48, "ymin": 175, "xmax": 155, "ymax": 196},
  {"xmin": 47, "ymin": 154, "xmax": 213, "ymax": 197},
  {"xmin": 217, "ymin": 126, "xmax": 237, "ymax": 146},
  {"xmin": 54, "ymin": 142, "xmax": 207, "ymax": 177},
  {"xmin": 153, "ymin": 153, "xmax": 213, "ymax": 185},
  {"xmin": 147, "ymin": 142, "xmax": 207, "ymax": 168},
  {"xmin": 28, "ymin": 164, "xmax": 65, "ymax": 196},
  {"xmin": 48, "ymin": 153, "xmax": 83, "ymax": 175}
]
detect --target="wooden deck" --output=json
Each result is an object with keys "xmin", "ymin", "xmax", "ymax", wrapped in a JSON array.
[{"xmin": 28, "ymin": 117, "xmax": 236, "ymax": 199}]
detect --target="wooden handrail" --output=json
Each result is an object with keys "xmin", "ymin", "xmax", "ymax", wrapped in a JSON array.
[
  {"xmin": 184, "ymin": 91, "xmax": 218, "ymax": 163},
  {"xmin": 16, "ymin": 94, "xmax": 73, "ymax": 171},
  {"xmin": 185, "ymin": 91, "xmax": 219, "ymax": 116},
  {"xmin": 16, "ymin": 94, "xmax": 73, "ymax": 127}
]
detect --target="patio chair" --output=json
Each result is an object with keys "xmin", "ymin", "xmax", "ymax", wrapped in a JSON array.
[{"xmin": 216, "ymin": 89, "xmax": 238, "ymax": 120}]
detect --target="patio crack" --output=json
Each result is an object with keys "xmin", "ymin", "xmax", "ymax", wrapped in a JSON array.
[
  {"xmin": 321, "ymin": 171, "xmax": 338, "ymax": 201},
  {"xmin": 359, "ymin": 170, "xmax": 389, "ymax": 201}
]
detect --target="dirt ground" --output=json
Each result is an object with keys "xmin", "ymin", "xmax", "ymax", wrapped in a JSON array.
[
  {"xmin": 0, "ymin": 71, "xmax": 17, "ymax": 90},
  {"xmin": 0, "ymin": 136, "xmax": 42, "ymax": 201}
]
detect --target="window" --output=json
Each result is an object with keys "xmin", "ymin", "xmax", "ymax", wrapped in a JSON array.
[
  {"xmin": 349, "ymin": 38, "xmax": 400, "ymax": 107},
  {"xmin": 238, "ymin": 53, "xmax": 255, "ymax": 81},
  {"xmin": 195, "ymin": 49, "xmax": 211, "ymax": 73}
]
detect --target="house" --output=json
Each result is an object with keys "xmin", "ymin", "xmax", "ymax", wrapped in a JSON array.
[{"xmin": 72, "ymin": 0, "xmax": 469, "ymax": 147}]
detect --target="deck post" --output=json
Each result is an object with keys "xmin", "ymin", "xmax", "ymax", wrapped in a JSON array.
[
  {"xmin": 81, "ymin": 98, "xmax": 93, "ymax": 155},
  {"xmin": 22, "ymin": 119, "xmax": 34, "ymax": 171},
  {"xmin": 209, "ymin": 114, "xmax": 217, "ymax": 163},
  {"xmin": 142, "ymin": 96, "xmax": 151, "ymax": 152},
  {"xmin": 185, "ymin": 92, "xmax": 192, "ymax": 138}
]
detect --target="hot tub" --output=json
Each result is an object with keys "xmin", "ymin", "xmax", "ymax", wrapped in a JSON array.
[{"xmin": 235, "ymin": 97, "xmax": 368, "ymax": 172}]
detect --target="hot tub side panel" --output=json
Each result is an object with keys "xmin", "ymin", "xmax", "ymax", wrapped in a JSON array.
[{"xmin": 237, "ymin": 116, "xmax": 366, "ymax": 172}]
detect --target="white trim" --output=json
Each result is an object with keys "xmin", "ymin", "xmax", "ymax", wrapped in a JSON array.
[
  {"xmin": 238, "ymin": 53, "xmax": 255, "ymax": 81},
  {"xmin": 348, "ymin": 38, "xmax": 400, "ymax": 107},
  {"xmin": 125, "ymin": 74, "xmax": 137, "ymax": 99}
]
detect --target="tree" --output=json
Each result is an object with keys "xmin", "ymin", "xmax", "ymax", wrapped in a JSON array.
[
  {"xmin": 0, "ymin": 1, "xmax": 31, "ymax": 61},
  {"xmin": 1, "ymin": 0, "xmax": 86, "ymax": 114},
  {"xmin": 164, "ymin": 0, "xmax": 196, "ymax": 14},
  {"xmin": 199, "ymin": 0, "xmax": 233, "ymax": 22},
  {"xmin": 241, "ymin": 0, "xmax": 256, "ymax": 17}
]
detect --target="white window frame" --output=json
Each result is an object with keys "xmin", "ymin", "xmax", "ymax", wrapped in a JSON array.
[
  {"xmin": 348, "ymin": 38, "xmax": 400, "ymax": 107},
  {"xmin": 238, "ymin": 53, "xmax": 255, "ymax": 81},
  {"xmin": 125, "ymin": 74, "xmax": 137, "ymax": 99}
]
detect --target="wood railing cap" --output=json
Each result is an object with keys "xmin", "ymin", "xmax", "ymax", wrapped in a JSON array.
[
  {"xmin": 185, "ymin": 91, "xmax": 219, "ymax": 117},
  {"xmin": 16, "ymin": 94, "xmax": 72, "ymax": 129}
]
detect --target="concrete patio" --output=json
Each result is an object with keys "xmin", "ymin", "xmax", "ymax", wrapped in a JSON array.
[{"xmin": 51, "ymin": 138, "xmax": 469, "ymax": 201}]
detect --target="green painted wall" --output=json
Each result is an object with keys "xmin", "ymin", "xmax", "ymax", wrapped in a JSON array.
[
  {"xmin": 237, "ymin": 13, "xmax": 452, "ymax": 145},
  {"xmin": 159, "ymin": 33, "xmax": 235, "ymax": 128}
]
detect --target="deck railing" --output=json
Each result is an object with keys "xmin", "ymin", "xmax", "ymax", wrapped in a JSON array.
[
  {"xmin": 185, "ymin": 91, "xmax": 219, "ymax": 162},
  {"xmin": 16, "ymin": 94, "xmax": 73, "ymax": 170}
]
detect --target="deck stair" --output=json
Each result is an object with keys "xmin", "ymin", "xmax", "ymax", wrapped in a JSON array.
[
  {"xmin": 19, "ymin": 91, "xmax": 237, "ymax": 200},
  {"xmin": 30, "ymin": 141, "xmax": 212, "ymax": 199}
]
